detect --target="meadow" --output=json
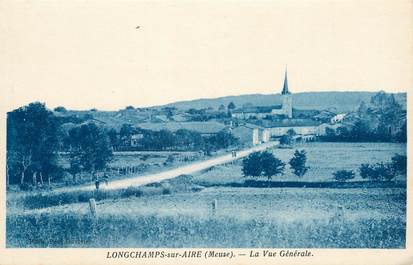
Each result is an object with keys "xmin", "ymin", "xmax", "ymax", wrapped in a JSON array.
[
  {"xmin": 6, "ymin": 142, "xmax": 407, "ymax": 248},
  {"xmin": 7, "ymin": 187, "xmax": 405, "ymax": 248},
  {"xmin": 194, "ymin": 142, "xmax": 407, "ymax": 185}
]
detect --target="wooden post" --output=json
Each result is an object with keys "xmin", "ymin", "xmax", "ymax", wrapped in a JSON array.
[
  {"xmin": 211, "ymin": 199, "xmax": 217, "ymax": 216},
  {"xmin": 89, "ymin": 198, "xmax": 97, "ymax": 217}
]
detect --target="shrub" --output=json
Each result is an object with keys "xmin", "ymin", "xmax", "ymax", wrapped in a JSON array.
[
  {"xmin": 122, "ymin": 186, "xmax": 143, "ymax": 198},
  {"xmin": 391, "ymin": 154, "xmax": 407, "ymax": 175},
  {"xmin": 359, "ymin": 162, "xmax": 396, "ymax": 181},
  {"xmin": 162, "ymin": 188, "xmax": 171, "ymax": 195},
  {"xmin": 360, "ymin": 164, "xmax": 375, "ymax": 180},
  {"xmin": 372, "ymin": 163, "xmax": 396, "ymax": 181},
  {"xmin": 279, "ymin": 135, "xmax": 291, "ymax": 145},
  {"xmin": 333, "ymin": 170, "xmax": 355, "ymax": 182}
]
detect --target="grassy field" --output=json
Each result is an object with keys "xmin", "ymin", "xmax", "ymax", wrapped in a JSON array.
[
  {"xmin": 6, "ymin": 142, "xmax": 407, "ymax": 248},
  {"xmin": 7, "ymin": 187, "xmax": 406, "ymax": 248},
  {"xmin": 194, "ymin": 142, "xmax": 407, "ymax": 185}
]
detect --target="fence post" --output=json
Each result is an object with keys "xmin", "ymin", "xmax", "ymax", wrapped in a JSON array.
[
  {"xmin": 211, "ymin": 199, "xmax": 217, "ymax": 216},
  {"xmin": 89, "ymin": 198, "xmax": 97, "ymax": 217}
]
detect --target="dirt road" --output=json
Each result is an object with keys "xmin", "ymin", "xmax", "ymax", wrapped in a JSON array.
[{"xmin": 65, "ymin": 141, "xmax": 278, "ymax": 192}]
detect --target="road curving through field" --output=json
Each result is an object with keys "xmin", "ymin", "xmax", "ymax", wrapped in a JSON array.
[{"xmin": 61, "ymin": 141, "xmax": 278, "ymax": 193}]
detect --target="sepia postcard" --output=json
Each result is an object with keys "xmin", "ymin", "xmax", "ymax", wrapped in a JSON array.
[{"xmin": 0, "ymin": 0, "xmax": 412, "ymax": 264}]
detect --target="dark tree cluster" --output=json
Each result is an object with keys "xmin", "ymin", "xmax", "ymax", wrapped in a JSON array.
[
  {"xmin": 108, "ymin": 124, "xmax": 238, "ymax": 152},
  {"xmin": 7, "ymin": 103, "xmax": 61, "ymax": 187},
  {"xmin": 242, "ymin": 149, "xmax": 310, "ymax": 182},
  {"xmin": 7, "ymin": 102, "xmax": 114, "ymax": 190},
  {"xmin": 186, "ymin": 108, "xmax": 228, "ymax": 121},
  {"xmin": 321, "ymin": 92, "xmax": 406, "ymax": 143},
  {"xmin": 242, "ymin": 151, "xmax": 285, "ymax": 181},
  {"xmin": 332, "ymin": 153, "xmax": 406, "ymax": 182},
  {"xmin": 359, "ymin": 154, "xmax": 406, "ymax": 181},
  {"xmin": 333, "ymin": 170, "xmax": 355, "ymax": 182}
]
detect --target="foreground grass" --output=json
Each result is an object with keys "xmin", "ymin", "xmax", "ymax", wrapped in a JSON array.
[
  {"xmin": 16, "ymin": 175, "xmax": 202, "ymax": 210},
  {"xmin": 7, "ymin": 187, "xmax": 406, "ymax": 248},
  {"xmin": 7, "ymin": 212, "xmax": 405, "ymax": 248}
]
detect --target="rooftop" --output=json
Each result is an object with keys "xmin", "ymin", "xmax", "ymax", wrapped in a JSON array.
[
  {"xmin": 136, "ymin": 121, "xmax": 227, "ymax": 134},
  {"xmin": 253, "ymin": 119, "xmax": 322, "ymax": 128},
  {"xmin": 233, "ymin": 105, "xmax": 282, "ymax": 114}
]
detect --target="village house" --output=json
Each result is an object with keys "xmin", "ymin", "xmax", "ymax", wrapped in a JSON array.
[{"xmin": 135, "ymin": 121, "xmax": 228, "ymax": 136}]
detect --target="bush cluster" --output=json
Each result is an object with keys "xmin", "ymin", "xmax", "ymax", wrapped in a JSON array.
[
  {"xmin": 359, "ymin": 163, "xmax": 395, "ymax": 181},
  {"xmin": 333, "ymin": 170, "xmax": 355, "ymax": 182},
  {"xmin": 23, "ymin": 186, "xmax": 146, "ymax": 209},
  {"xmin": 359, "ymin": 154, "xmax": 406, "ymax": 181},
  {"xmin": 332, "ymin": 154, "xmax": 406, "ymax": 182}
]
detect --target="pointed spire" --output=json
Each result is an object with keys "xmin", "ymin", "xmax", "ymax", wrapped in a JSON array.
[{"xmin": 282, "ymin": 67, "xmax": 289, "ymax": 95}]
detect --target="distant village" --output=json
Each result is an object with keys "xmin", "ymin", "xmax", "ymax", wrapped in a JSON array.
[
  {"xmin": 54, "ymin": 69, "xmax": 407, "ymax": 150},
  {"xmin": 6, "ymin": 69, "xmax": 406, "ymax": 188}
]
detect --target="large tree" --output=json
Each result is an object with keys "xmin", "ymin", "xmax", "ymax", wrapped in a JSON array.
[
  {"xmin": 242, "ymin": 151, "xmax": 285, "ymax": 181},
  {"xmin": 175, "ymin": 129, "xmax": 203, "ymax": 150},
  {"xmin": 7, "ymin": 102, "xmax": 60, "ymax": 186},
  {"xmin": 107, "ymin": 128, "xmax": 120, "ymax": 151},
  {"xmin": 68, "ymin": 123, "xmax": 113, "ymax": 179}
]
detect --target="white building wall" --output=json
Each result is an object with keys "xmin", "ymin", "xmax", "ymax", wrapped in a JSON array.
[
  {"xmin": 269, "ymin": 126, "xmax": 318, "ymax": 137},
  {"xmin": 262, "ymin": 129, "xmax": 270, "ymax": 142},
  {"xmin": 232, "ymin": 112, "xmax": 269, "ymax": 119},
  {"xmin": 252, "ymin": 128, "xmax": 260, "ymax": 145}
]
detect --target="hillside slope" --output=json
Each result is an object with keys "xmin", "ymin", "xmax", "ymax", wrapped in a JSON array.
[{"xmin": 162, "ymin": 91, "xmax": 407, "ymax": 112}]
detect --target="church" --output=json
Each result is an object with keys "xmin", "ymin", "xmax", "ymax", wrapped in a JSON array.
[
  {"xmin": 230, "ymin": 69, "xmax": 328, "ymax": 144},
  {"xmin": 231, "ymin": 69, "xmax": 293, "ymax": 119},
  {"xmin": 270, "ymin": 69, "xmax": 293, "ymax": 118}
]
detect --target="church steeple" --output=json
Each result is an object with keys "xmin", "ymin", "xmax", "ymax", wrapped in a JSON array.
[{"xmin": 281, "ymin": 68, "xmax": 289, "ymax": 95}]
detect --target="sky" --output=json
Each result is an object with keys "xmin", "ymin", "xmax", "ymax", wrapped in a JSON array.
[{"xmin": 1, "ymin": 0, "xmax": 412, "ymax": 111}]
